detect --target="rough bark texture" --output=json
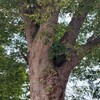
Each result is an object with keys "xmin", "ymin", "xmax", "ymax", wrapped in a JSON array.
[
  {"xmin": 28, "ymin": 38, "xmax": 69, "ymax": 100},
  {"xmin": 60, "ymin": 0, "xmax": 96, "ymax": 45},
  {"xmin": 26, "ymin": 26, "xmax": 82, "ymax": 100},
  {"xmin": 28, "ymin": 36, "xmax": 80, "ymax": 100}
]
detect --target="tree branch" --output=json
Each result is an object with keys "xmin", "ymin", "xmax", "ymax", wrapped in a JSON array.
[
  {"xmin": 83, "ymin": 35, "xmax": 100, "ymax": 51},
  {"xmin": 39, "ymin": 10, "xmax": 59, "ymax": 34},
  {"xmin": 19, "ymin": 3, "xmax": 40, "ymax": 51},
  {"xmin": 60, "ymin": 0, "xmax": 96, "ymax": 45}
]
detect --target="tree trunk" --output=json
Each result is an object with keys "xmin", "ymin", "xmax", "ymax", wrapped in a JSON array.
[
  {"xmin": 23, "ymin": 8, "xmax": 81, "ymax": 99},
  {"xmin": 27, "ymin": 34, "xmax": 71, "ymax": 100},
  {"xmin": 24, "ymin": 21, "xmax": 81, "ymax": 100},
  {"xmin": 26, "ymin": 25, "xmax": 77, "ymax": 100}
]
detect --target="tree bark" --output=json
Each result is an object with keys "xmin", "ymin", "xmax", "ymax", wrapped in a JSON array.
[
  {"xmin": 27, "ymin": 33, "xmax": 82, "ymax": 100},
  {"xmin": 28, "ymin": 38, "xmax": 74, "ymax": 100},
  {"xmin": 23, "ymin": 9, "xmax": 72, "ymax": 99},
  {"xmin": 23, "ymin": 8, "xmax": 82, "ymax": 100}
]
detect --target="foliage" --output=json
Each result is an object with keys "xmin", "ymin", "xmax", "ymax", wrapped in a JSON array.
[
  {"xmin": 0, "ymin": 1, "xmax": 28, "ymax": 98},
  {"xmin": 0, "ymin": 0, "xmax": 100, "ymax": 99},
  {"xmin": 0, "ymin": 47, "xmax": 28, "ymax": 99},
  {"xmin": 49, "ymin": 42, "xmax": 67, "ymax": 59}
]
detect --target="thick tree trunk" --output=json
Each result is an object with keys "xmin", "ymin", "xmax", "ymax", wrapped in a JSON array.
[
  {"xmin": 25, "ymin": 20, "xmax": 81, "ymax": 100},
  {"xmin": 22, "ymin": 7, "xmax": 81, "ymax": 99},
  {"xmin": 28, "ymin": 35, "xmax": 71, "ymax": 100},
  {"xmin": 24, "ymin": 16, "xmax": 81, "ymax": 100},
  {"xmin": 23, "ymin": 9, "xmax": 71, "ymax": 100}
]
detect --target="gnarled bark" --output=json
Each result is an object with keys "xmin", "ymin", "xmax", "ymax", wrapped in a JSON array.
[
  {"xmin": 28, "ymin": 37, "xmax": 79, "ymax": 100},
  {"xmin": 27, "ymin": 29, "xmax": 82, "ymax": 100}
]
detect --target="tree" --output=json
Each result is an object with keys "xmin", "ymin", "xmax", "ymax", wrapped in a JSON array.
[{"xmin": 0, "ymin": 0, "xmax": 100, "ymax": 100}]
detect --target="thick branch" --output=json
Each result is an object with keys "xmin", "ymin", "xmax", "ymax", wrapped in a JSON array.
[
  {"xmin": 83, "ymin": 36, "xmax": 100, "ymax": 51},
  {"xmin": 20, "ymin": 4, "xmax": 39, "ymax": 51},
  {"xmin": 60, "ymin": 35, "xmax": 100, "ymax": 73},
  {"xmin": 20, "ymin": 2, "xmax": 59, "ymax": 51},
  {"xmin": 61, "ymin": 0, "xmax": 96, "ymax": 45},
  {"xmin": 39, "ymin": 10, "xmax": 59, "ymax": 34},
  {"xmin": 24, "ymin": 21, "xmax": 39, "ymax": 50}
]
